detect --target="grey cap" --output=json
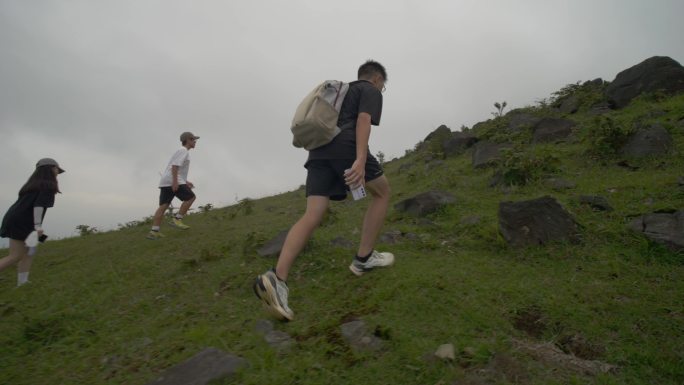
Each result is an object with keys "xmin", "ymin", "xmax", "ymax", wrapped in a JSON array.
[
  {"xmin": 36, "ymin": 158, "xmax": 65, "ymax": 173},
  {"xmin": 180, "ymin": 132, "xmax": 200, "ymax": 142}
]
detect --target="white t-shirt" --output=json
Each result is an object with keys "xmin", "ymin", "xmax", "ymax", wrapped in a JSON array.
[{"xmin": 159, "ymin": 148, "xmax": 191, "ymax": 187}]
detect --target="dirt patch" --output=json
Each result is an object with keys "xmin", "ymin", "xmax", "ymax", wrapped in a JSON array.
[
  {"xmin": 557, "ymin": 333, "xmax": 606, "ymax": 360},
  {"xmin": 511, "ymin": 306, "xmax": 547, "ymax": 339},
  {"xmin": 513, "ymin": 338, "xmax": 617, "ymax": 376},
  {"xmin": 461, "ymin": 352, "xmax": 530, "ymax": 384}
]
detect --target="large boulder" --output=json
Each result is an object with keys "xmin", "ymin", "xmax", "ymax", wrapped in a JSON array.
[
  {"xmin": 146, "ymin": 348, "xmax": 247, "ymax": 385},
  {"xmin": 605, "ymin": 56, "xmax": 684, "ymax": 108},
  {"xmin": 423, "ymin": 124, "xmax": 452, "ymax": 143},
  {"xmin": 394, "ymin": 191, "xmax": 456, "ymax": 217},
  {"xmin": 532, "ymin": 118, "xmax": 577, "ymax": 143},
  {"xmin": 507, "ymin": 111, "xmax": 543, "ymax": 132},
  {"xmin": 559, "ymin": 95, "xmax": 581, "ymax": 114},
  {"xmin": 619, "ymin": 123, "xmax": 673, "ymax": 158},
  {"xmin": 443, "ymin": 132, "xmax": 479, "ymax": 157},
  {"xmin": 628, "ymin": 211, "xmax": 684, "ymax": 251},
  {"xmin": 472, "ymin": 141, "xmax": 512, "ymax": 168},
  {"xmin": 499, "ymin": 196, "xmax": 581, "ymax": 247}
]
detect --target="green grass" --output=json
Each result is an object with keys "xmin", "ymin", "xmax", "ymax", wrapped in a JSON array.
[{"xmin": 2, "ymin": 92, "xmax": 684, "ymax": 385}]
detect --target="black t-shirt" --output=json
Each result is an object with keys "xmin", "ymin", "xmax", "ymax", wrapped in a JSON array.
[
  {"xmin": 308, "ymin": 80, "xmax": 383, "ymax": 160},
  {"xmin": 0, "ymin": 189, "xmax": 56, "ymax": 240}
]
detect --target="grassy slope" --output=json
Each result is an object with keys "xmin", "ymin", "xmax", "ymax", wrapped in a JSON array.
[{"xmin": 1, "ymin": 92, "xmax": 684, "ymax": 385}]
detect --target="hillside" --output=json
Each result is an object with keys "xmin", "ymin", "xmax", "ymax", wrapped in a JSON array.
[{"xmin": 1, "ymin": 57, "xmax": 684, "ymax": 385}]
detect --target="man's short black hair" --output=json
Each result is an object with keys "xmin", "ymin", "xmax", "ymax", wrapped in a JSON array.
[{"xmin": 358, "ymin": 60, "xmax": 387, "ymax": 81}]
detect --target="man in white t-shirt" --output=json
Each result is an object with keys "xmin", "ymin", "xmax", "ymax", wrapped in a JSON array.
[{"xmin": 147, "ymin": 132, "xmax": 199, "ymax": 240}]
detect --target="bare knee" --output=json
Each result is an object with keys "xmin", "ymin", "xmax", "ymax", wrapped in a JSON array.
[{"xmin": 367, "ymin": 177, "xmax": 391, "ymax": 200}]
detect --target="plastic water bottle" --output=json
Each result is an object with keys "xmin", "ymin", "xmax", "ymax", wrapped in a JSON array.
[{"xmin": 25, "ymin": 231, "xmax": 38, "ymax": 256}]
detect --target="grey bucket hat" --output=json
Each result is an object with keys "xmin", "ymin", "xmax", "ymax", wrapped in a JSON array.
[{"xmin": 36, "ymin": 158, "xmax": 65, "ymax": 173}]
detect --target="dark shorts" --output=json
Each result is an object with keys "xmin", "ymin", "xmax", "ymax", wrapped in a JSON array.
[
  {"xmin": 304, "ymin": 156, "xmax": 384, "ymax": 201},
  {"xmin": 159, "ymin": 185, "xmax": 195, "ymax": 206}
]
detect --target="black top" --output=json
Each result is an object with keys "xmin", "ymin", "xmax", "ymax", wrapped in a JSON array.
[
  {"xmin": 308, "ymin": 80, "xmax": 383, "ymax": 160},
  {"xmin": 0, "ymin": 190, "xmax": 55, "ymax": 241}
]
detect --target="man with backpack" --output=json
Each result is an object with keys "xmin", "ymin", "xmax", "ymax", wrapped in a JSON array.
[{"xmin": 254, "ymin": 60, "xmax": 393, "ymax": 321}]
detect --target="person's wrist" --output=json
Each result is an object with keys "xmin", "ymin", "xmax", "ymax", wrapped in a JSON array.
[{"xmin": 34, "ymin": 225, "xmax": 43, "ymax": 231}]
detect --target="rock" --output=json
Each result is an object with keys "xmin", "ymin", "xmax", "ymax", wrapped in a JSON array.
[
  {"xmin": 254, "ymin": 319, "xmax": 274, "ymax": 335},
  {"xmin": 545, "ymin": 178, "xmax": 576, "ymax": 191},
  {"xmin": 587, "ymin": 102, "xmax": 611, "ymax": 116},
  {"xmin": 606, "ymin": 56, "xmax": 684, "ymax": 108},
  {"xmin": 424, "ymin": 124, "xmax": 452, "ymax": 143},
  {"xmin": 379, "ymin": 230, "xmax": 403, "ymax": 244},
  {"xmin": 579, "ymin": 195, "xmax": 613, "ymax": 212},
  {"xmin": 257, "ymin": 230, "xmax": 289, "ymax": 257},
  {"xmin": 145, "ymin": 348, "xmax": 247, "ymax": 385},
  {"xmin": 619, "ymin": 123, "xmax": 673, "ymax": 158},
  {"xmin": 532, "ymin": 118, "xmax": 577, "ymax": 143},
  {"xmin": 264, "ymin": 330, "xmax": 294, "ymax": 353},
  {"xmin": 443, "ymin": 132, "xmax": 479, "ymax": 157},
  {"xmin": 398, "ymin": 163, "xmax": 413, "ymax": 174},
  {"xmin": 472, "ymin": 141, "xmax": 512, "ymax": 169},
  {"xmin": 506, "ymin": 111, "xmax": 542, "ymax": 132},
  {"xmin": 559, "ymin": 95, "xmax": 580, "ymax": 114},
  {"xmin": 340, "ymin": 320, "xmax": 383, "ymax": 352},
  {"xmin": 585, "ymin": 78, "xmax": 604, "ymax": 87},
  {"xmin": 499, "ymin": 196, "xmax": 581, "ymax": 247},
  {"xmin": 394, "ymin": 191, "xmax": 456, "ymax": 217},
  {"xmin": 434, "ymin": 344, "xmax": 455, "ymax": 361},
  {"xmin": 628, "ymin": 211, "xmax": 684, "ymax": 251},
  {"xmin": 404, "ymin": 232, "xmax": 419, "ymax": 240},
  {"xmin": 330, "ymin": 237, "xmax": 354, "ymax": 249}
]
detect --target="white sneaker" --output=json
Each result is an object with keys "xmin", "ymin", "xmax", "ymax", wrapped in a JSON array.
[
  {"xmin": 253, "ymin": 269, "xmax": 294, "ymax": 321},
  {"xmin": 349, "ymin": 250, "xmax": 395, "ymax": 276}
]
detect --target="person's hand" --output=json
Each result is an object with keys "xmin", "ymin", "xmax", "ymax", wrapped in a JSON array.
[
  {"xmin": 187, "ymin": 182, "xmax": 194, "ymax": 189},
  {"xmin": 37, "ymin": 228, "xmax": 44, "ymax": 238},
  {"xmin": 344, "ymin": 159, "xmax": 366, "ymax": 188},
  {"xmin": 172, "ymin": 181, "xmax": 179, "ymax": 192}
]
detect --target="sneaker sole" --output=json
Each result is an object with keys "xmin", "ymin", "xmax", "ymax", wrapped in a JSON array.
[
  {"xmin": 349, "ymin": 264, "xmax": 366, "ymax": 276},
  {"xmin": 253, "ymin": 275, "xmax": 293, "ymax": 321}
]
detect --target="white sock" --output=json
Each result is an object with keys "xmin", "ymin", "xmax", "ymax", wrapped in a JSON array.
[
  {"xmin": 151, "ymin": 226, "xmax": 160, "ymax": 231},
  {"xmin": 17, "ymin": 272, "xmax": 29, "ymax": 286}
]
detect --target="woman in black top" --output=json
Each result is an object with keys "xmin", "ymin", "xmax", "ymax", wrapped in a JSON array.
[{"xmin": 0, "ymin": 158, "xmax": 64, "ymax": 286}]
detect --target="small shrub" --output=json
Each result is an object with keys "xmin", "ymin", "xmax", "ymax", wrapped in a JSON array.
[
  {"xmin": 238, "ymin": 198, "xmax": 254, "ymax": 215},
  {"xmin": 492, "ymin": 101, "xmax": 507, "ymax": 118},
  {"xmin": 584, "ymin": 116, "xmax": 633, "ymax": 158},
  {"xmin": 376, "ymin": 151, "xmax": 386, "ymax": 165},
  {"xmin": 497, "ymin": 145, "xmax": 560, "ymax": 186},
  {"xmin": 117, "ymin": 216, "xmax": 152, "ymax": 230},
  {"xmin": 75, "ymin": 225, "xmax": 98, "ymax": 236},
  {"xmin": 198, "ymin": 203, "xmax": 214, "ymax": 213}
]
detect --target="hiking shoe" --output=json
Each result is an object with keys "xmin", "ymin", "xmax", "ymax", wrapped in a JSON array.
[
  {"xmin": 349, "ymin": 250, "xmax": 395, "ymax": 276},
  {"xmin": 146, "ymin": 230, "xmax": 166, "ymax": 240},
  {"xmin": 253, "ymin": 269, "xmax": 294, "ymax": 321},
  {"xmin": 169, "ymin": 218, "xmax": 190, "ymax": 229}
]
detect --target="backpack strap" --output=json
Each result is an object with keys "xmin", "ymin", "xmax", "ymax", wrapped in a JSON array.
[{"xmin": 332, "ymin": 82, "xmax": 345, "ymax": 108}]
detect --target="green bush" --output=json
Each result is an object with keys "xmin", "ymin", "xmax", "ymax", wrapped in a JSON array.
[
  {"xmin": 497, "ymin": 145, "xmax": 560, "ymax": 185},
  {"xmin": 584, "ymin": 116, "xmax": 633, "ymax": 158}
]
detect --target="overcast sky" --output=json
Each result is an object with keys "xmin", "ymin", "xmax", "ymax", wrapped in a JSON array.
[{"xmin": 1, "ymin": 0, "xmax": 683, "ymax": 245}]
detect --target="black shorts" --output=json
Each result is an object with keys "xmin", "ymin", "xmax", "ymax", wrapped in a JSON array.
[
  {"xmin": 304, "ymin": 156, "xmax": 384, "ymax": 201},
  {"xmin": 159, "ymin": 185, "xmax": 195, "ymax": 206}
]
